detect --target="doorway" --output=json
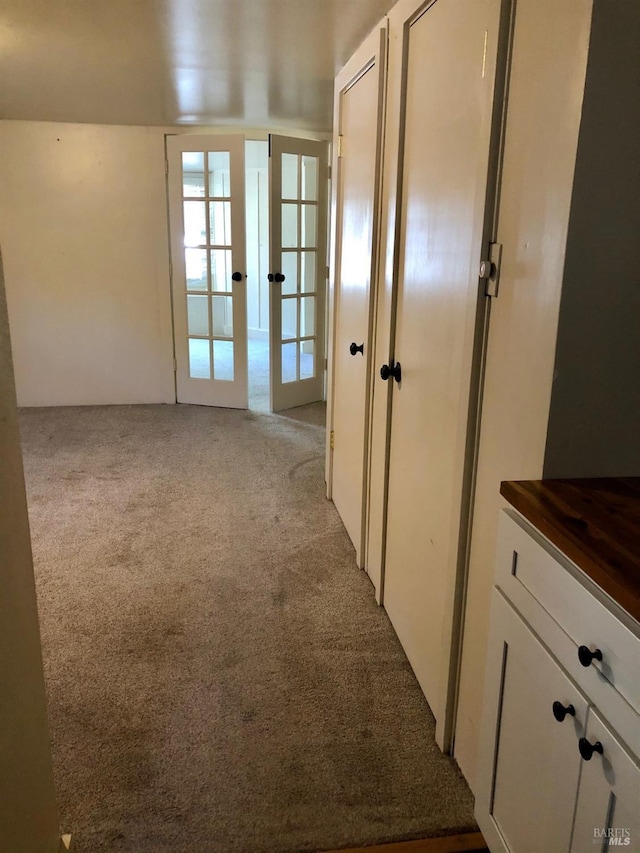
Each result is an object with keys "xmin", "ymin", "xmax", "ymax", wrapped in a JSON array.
[{"xmin": 166, "ymin": 133, "xmax": 328, "ymax": 413}]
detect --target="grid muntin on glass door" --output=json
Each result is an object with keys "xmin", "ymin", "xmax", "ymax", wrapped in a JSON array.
[
  {"xmin": 182, "ymin": 151, "xmax": 235, "ymax": 381},
  {"xmin": 280, "ymin": 153, "xmax": 318, "ymax": 384}
]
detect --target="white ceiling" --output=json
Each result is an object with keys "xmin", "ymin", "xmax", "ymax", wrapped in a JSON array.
[{"xmin": 0, "ymin": 0, "xmax": 395, "ymax": 132}]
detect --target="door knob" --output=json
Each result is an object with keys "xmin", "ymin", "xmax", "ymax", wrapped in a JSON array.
[
  {"xmin": 552, "ymin": 701, "xmax": 575, "ymax": 722},
  {"xmin": 231, "ymin": 271, "xmax": 243, "ymax": 282},
  {"xmin": 578, "ymin": 737, "xmax": 603, "ymax": 761},
  {"xmin": 267, "ymin": 273, "xmax": 274, "ymax": 282},
  {"xmin": 350, "ymin": 342, "xmax": 364, "ymax": 356},
  {"xmin": 578, "ymin": 645, "xmax": 603, "ymax": 667},
  {"xmin": 380, "ymin": 361, "xmax": 402, "ymax": 383},
  {"xmin": 274, "ymin": 272, "xmax": 285, "ymax": 282}
]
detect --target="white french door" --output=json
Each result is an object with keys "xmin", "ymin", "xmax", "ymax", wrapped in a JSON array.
[
  {"xmin": 268, "ymin": 135, "xmax": 328, "ymax": 412},
  {"xmin": 167, "ymin": 134, "xmax": 248, "ymax": 408}
]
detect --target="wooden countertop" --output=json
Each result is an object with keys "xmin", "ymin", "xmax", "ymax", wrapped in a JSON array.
[{"xmin": 500, "ymin": 478, "xmax": 640, "ymax": 625}]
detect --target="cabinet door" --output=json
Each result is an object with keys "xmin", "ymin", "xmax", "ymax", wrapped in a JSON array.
[
  {"xmin": 476, "ymin": 592, "xmax": 587, "ymax": 852},
  {"xmin": 570, "ymin": 708, "xmax": 640, "ymax": 852}
]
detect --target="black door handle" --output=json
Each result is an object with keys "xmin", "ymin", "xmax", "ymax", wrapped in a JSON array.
[
  {"xmin": 231, "ymin": 271, "xmax": 243, "ymax": 281},
  {"xmin": 578, "ymin": 737, "xmax": 603, "ymax": 761},
  {"xmin": 350, "ymin": 342, "xmax": 364, "ymax": 356},
  {"xmin": 552, "ymin": 701, "xmax": 576, "ymax": 722},
  {"xmin": 380, "ymin": 361, "xmax": 401, "ymax": 383},
  {"xmin": 275, "ymin": 272, "xmax": 285, "ymax": 282},
  {"xmin": 578, "ymin": 645, "xmax": 603, "ymax": 667}
]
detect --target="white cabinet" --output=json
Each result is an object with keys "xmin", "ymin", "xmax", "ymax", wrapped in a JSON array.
[{"xmin": 475, "ymin": 509, "xmax": 640, "ymax": 853}]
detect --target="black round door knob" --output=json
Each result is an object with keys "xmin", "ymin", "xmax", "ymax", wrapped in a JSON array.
[
  {"xmin": 274, "ymin": 272, "xmax": 285, "ymax": 282},
  {"xmin": 380, "ymin": 362, "xmax": 402, "ymax": 383},
  {"xmin": 231, "ymin": 271, "xmax": 243, "ymax": 282},
  {"xmin": 350, "ymin": 342, "xmax": 364, "ymax": 356},
  {"xmin": 552, "ymin": 701, "xmax": 576, "ymax": 722},
  {"xmin": 267, "ymin": 273, "xmax": 274, "ymax": 282},
  {"xmin": 578, "ymin": 645, "xmax": 603, "ymax": 667},
  {"xmin": 578, "ymin": 737, "xmax": 603, "ymax": 761}
]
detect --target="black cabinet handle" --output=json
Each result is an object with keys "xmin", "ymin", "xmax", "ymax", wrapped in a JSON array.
[
  {"xmin": 350, "ymin": 342, "xmax": 364, "ymax": 356},
  {"xmin": 380, "ymin": 361, "xmax": 402, "ymax": 383},
  {"xmin": 552, "ymin": 701, "xmax": 576, "ymax": 722},
  {"xmin": 578, "ymin": 737, "xmax": 603, "ymax": 761},
  {"xmin": 231, "ymin": 271, "xmax": 243, "ymax": 282},
  {"xmin": 578, "ymin": 645, "xmax": 603, "ymax": 667}
]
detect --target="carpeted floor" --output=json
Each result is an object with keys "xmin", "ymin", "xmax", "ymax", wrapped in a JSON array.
[{"xmin": 19, "ymin": 403, "xmax": 476, "ymax": 853}]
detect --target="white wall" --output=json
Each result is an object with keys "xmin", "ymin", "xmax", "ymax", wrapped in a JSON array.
[
  {"xmin": 0, "ymin": 252, "xmax": 61, "ymax": 853},
  {"xmin": 454, "ymin": 0, "xmax": 593, "ymax": 786},
  {"xmin": 0, "ymin": 121, "xmax": 175, "ymax": 406}
]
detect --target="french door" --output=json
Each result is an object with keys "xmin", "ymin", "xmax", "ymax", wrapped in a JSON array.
[
  {"xmin": 168, "ymin": 134, "xmax": 328, "ymax": 412},
  {"xmin": 268, "ymin": 135, "xmax": 328, "ymax": 412},
  {"xmin": 167, "ymin": 135, "xmax": 248, "ymax": 407}
]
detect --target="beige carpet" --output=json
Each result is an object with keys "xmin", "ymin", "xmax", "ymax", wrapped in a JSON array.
[{"xmin": 19, "ymin": 403, "xmax": 476, "ymax": 853}]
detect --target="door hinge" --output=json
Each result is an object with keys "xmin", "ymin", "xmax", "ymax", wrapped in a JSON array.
[
  {"xmin": 326, "ymin": 265, "xmax": 330, "ymax": 280},
  {"xmin": 337, "ymin": 135, "xmax": 344, "ymax": 158},
  {"xmin": 330, "ymin": 430, "xmax": 335, "ymax": 450},
  {"xmin": 169, "ymin": 260, "xmax": 173, "ymax": 279},
  {"xmin": 165, "ymin": 158, "xmax": 169, "ymax": 177},
  {"xmin": 327, "ymin": 164, "xmax": 332, "ymax": 180},
  {"xmin": 479, "ymin": 242, "xmax": 503, "ymax": 297},
  {"xmin": 173, "ymin": 357, "xmax": 177, "ymax": 372}
]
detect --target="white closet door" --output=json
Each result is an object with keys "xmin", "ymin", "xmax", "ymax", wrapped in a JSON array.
[
  {"xmin": 167, "ymin": 135, "xmax": 248, "ymax": 408},
  {"xmin": 268, "ymin": 135, "xmax": 328, "ymax": 413},
  {"xmin": 382, "ymin": 0, "xmax": 504, "ymax": 730},
  {"xmin": 329, "ymin": 29, "xmax": 386, "ymax": 568}
]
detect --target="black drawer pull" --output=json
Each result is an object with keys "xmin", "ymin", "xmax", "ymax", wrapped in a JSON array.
[
  {"xmin": 552, "ymin": 701, "xmax": 575, "ymax": 722},
  {"xmin": 350, "ymin": 342, "xmax": 364, "ymax": 356},
  {"xmin": 578, "ymin": 645, "xmax": 603, "ymax": 667},
  {"xmin": 578, "ymin": 737, "xmax": 603, "ymax": 761}
]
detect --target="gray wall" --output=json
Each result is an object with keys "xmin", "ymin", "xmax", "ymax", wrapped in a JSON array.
[
  {"xmin": 0, "ymin": 250, "xmax": 60, "ymax": 852},
  {"xmin": 544, "ymin": 0, "xmax": 640, "ymax": 478}
]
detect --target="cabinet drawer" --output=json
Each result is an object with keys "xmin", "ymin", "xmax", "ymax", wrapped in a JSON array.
[{"xmin": 495, "ymin": 510, "xmax": 640, "ymax": 727}]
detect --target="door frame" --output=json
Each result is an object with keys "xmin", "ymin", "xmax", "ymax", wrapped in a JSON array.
[
  {"xmin": 366, "ymin": 0, "xmax": 515, "ymax": 752},
  {"xmin": 326, "ymin": 22, "xmax": 389, "ymax": 571}
]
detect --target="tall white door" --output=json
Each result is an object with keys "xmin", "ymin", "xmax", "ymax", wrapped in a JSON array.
[
  {"xmin": 329, "ymin": 31, "xmax": 386, "ymax": 567},
  {"xmin": 269, "ymin": 135, "xmax": 328, "ymax": 412},
  {"xmin": 167, "ymin": 135, "xmax": 248, "ymax": 407},
  {"xmin": 382, "ymin": 0, "xmax": 504, "ymax": 726}
]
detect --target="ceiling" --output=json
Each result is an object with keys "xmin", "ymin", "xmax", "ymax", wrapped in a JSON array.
[{"xmin": 0, "ymin": 0, "xmax": 395, "ymax": 132}]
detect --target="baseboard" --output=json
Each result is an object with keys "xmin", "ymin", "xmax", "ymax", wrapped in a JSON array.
[{"xmin": 59, "ymin": 834, "xmax": 73, "ymax": 851}]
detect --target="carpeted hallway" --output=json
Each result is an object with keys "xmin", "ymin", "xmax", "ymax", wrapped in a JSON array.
[{"xmin": 19, "ymin": 403, "xmax": 476, "ymax": 853}]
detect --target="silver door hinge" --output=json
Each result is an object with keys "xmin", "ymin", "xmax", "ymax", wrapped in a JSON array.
[
  {"xmin": 327, "ymin": 164, "xmax": 332, "ymax": 180},
  {"xmin": 330, "ymin": 430, "xmax": 335, "ymax": 450},
  {"xmin": 337, "ymin": 135, "xmax": 344, "ymax": 158},
  {"xmin": 479, "ymin": 242, "xmax": 503, "ymax": 297}
]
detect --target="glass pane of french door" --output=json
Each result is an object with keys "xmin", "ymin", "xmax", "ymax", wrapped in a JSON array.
[
  {"xmin": 167, "ymin": 134, "xmax": 248, "ymax": 407},
  {"xmin": 268, "ymin": 135, "xmax": 328, "ymax": 412}
]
